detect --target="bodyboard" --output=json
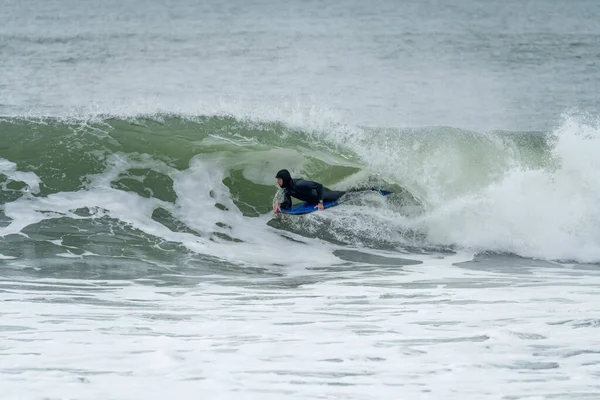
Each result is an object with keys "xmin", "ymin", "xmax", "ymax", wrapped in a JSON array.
[{"xmin": 278, "ymin": 189, "xmax": 392, "ymax": 215}]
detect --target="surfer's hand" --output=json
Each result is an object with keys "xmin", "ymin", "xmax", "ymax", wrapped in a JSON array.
[
  {"xmin": 315, "ymin": 202, "xmax": 324, "ymax": 211},
  {"xmin": 273, "ymin": 203, "xmax": 281, "ymax": 214}
]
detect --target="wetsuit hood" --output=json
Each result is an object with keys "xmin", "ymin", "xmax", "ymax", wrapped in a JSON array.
[{"xmin": 276, "ymin": 169, "xmax": 292, "ymax": 188}]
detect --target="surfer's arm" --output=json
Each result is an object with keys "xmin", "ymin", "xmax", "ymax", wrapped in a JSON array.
[
  {"xmin": 273, "ymin": 188, "xmax": 291, "ymax": 213},
  {"xmin": 279, "ymin": 191, "xmax": 292, "ymax": 210},
  {"xmin": 315, "ymin": 182, "xmax": 324, "ymax": 203}
]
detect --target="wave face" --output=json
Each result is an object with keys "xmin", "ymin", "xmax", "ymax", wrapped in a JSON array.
[{"xmin": 0, "ymin": 112, "xmax": 598, "ymax": 263}]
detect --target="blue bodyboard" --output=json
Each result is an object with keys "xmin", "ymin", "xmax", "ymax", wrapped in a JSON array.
[{"xmin": 279, "ymin": 189, "xmax": 392, "ymax": 215}]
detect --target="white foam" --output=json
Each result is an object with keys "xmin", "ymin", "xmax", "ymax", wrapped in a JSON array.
[
  {"xmin": 0, "ymin": 151, "xmax": 339, "ymax": 267},
  {"xmin": 417, "ymin": 115, "xmax": 600, "ymax": 262},
  {"xmin": 3, "ymin": 107, "xmax": 599, "ymax": 264},
  {"xmin": 170, "ymin": 153, "xmax": 341, "ymax": 266},
  {"xmin": 303, "ymin": 112, "xmax": 600, "ymax": 263},
  {"xmin": 0, "ymin": 158, "xmax": 41, "ymax": 194},
  {"xmin": 2, "ymin": 252, "xmax": 600, "ymax": 400}
]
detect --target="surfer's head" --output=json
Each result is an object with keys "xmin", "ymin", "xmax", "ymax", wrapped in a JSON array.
[{"xmin": 275, "ymin": 169, "xmax": 292, "ymax": 188}]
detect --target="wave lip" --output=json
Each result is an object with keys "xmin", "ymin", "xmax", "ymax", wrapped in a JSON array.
[
  {"xmin": 416, "ymin": 114, "xmax": 600, "ymax": 263},
  {"xmin": 0, "ymin": 112, "xmax": 599, "ymax": 263}
]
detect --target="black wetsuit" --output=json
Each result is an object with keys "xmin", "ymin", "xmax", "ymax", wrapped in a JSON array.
[{"xmin": 280, "ymin": 178, "xmax": 346, "ymax": 210}]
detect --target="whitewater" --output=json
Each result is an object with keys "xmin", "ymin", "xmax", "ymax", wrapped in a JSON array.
[{"xmin": 2, "ymin": 0, "xmax": 600, "ymax": 399}]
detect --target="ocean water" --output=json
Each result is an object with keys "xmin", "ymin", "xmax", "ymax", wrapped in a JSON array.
[{"xmin": 1, "ymin": 0, "xmax": 600, "ymax": 399}]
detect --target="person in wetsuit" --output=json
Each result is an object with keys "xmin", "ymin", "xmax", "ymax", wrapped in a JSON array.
[{"xmin": 273, "ymin": 169, "xmax": 347, "ymax": 213}]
